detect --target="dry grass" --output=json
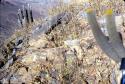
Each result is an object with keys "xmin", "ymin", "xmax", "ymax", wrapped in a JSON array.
[
  {"xmin": 1, "ymin": 0, "xmax": 125, "ymax": 83},
  {"xmin": 47, "ymin": 0, "xmax": 125, "ymax": 47}
]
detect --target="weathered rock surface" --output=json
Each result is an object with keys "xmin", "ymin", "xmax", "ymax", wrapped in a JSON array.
[
  {"xmin": 0, "ymin": 5, "xmax": 122, "ymax": 84},
  {"xmin": 0, "ymin": 30, "xmax": 119, "ymax": 84}
]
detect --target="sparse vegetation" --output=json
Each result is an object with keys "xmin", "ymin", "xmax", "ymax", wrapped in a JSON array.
[{"xmin": 0, "ymin": 0, "xmax": 125, "ymax": 83}]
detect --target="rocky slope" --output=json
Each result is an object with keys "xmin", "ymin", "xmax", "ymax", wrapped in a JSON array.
[
  {"xmin": 1, "ymin": 0, "xmax": 125, "ymax": 83},
  {"xmin": 0, "ymin": 13, "xmax": 120, "ymax": 83}
]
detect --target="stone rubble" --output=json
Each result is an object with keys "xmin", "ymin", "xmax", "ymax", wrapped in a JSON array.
[{"xmin": 1, "ymin": 30, "xmax": 118, "ymax": 84}]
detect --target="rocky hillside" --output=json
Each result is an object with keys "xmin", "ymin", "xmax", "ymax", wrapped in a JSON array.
[
  {"xmin": 0, "ymin": 0, "xmax": 125, "ymax": 84},
  {"xmin": 0, "ymin": 25, "xmax": 119, "ymax": 84},
  {"xmin": 0, "ymin": 0, "xmax": 58, "ymax": 47}
]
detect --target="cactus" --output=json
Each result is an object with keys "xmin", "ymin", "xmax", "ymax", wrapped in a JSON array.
[
  {"xmin": 25, "ymin": 6, "xmax": 29, "ymax": 24},
  {"xmin": 28, "ymin": 4, "xmax": 34, "ymax": 23},
  {"xmin": 17, "ymin": 4, "xmax": 34, "ymax": 27},
  {"xmin": 18, "ymin": 9, "xmax": 23, "ymax": 27},
  {"xmin": 105, "ymin": 9, "xmax": 125, "ymax": 59},
  {"xmin": 86, "ymin": 8, "xmax": 123, "ymax": 62}
]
